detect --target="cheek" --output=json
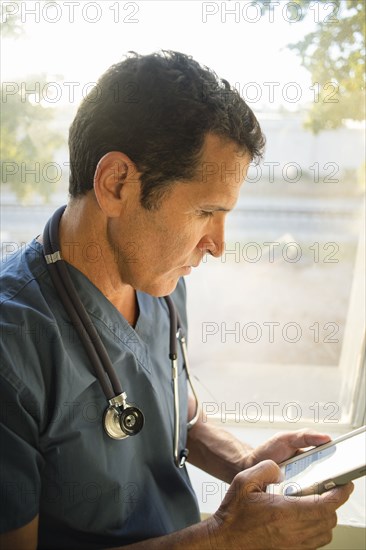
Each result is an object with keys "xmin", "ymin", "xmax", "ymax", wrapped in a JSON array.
[
  {"xmin": 159, "ymin": 224, "xmax": 195, "ymax": 254},
  {"xmin": 134, "ymin": 216, "xmax": 203, "ymax": 271},
  {"xmin": 170, "ymin": 226, "xmax": 201, "ymax": 257}
]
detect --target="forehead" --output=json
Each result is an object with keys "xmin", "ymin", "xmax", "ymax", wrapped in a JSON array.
[
  {"xmin": 151, "ymin": 133, "xmax": 252, "ymax": 214},
  {"xmin": 199, "ymin": 132, "xmax": 249, "ymax": 162},
  {"xmin": 189, "ymin": 133, "xmax": 251, "ymax": 203},
  {"xmin": 194, "ymin": 133, "xmax": 251, "ymax": 187},
  {"xmin": 157, "ymin": 136, "xmax": 250, "ymax": 214}
]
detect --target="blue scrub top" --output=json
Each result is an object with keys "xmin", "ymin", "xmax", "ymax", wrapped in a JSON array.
[{"xmin": 0, "ymin": 239, "xmax": 200, "ymax": 549}]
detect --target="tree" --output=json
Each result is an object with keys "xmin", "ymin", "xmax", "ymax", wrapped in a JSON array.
[
  {"xmin": 1, "ymin": 77, "xmax": 65, "ymax": 202},
  {"xmin": 0, "ymin": 0, "xmax": 22, "ymax": 39},
  {"xmin": 0, "ymin": 2, "xmax": 65, "ymax": 202},
  {"xmin": 259, "ymin": 0, "xmax": 365, "ymax": 133}
]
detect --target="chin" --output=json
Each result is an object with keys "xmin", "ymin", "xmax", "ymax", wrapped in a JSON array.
[{"xmin": 140, "ymin": 276, "xmax": 180, "ymax": 298}]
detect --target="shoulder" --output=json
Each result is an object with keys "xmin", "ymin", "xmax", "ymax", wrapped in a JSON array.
[
  {"xmin": 0, "ymin": 239, "xmax": 57, "ymax": 352},
  {"xmin": 0, "ymin": 239, "xmax": 47, "ymax": 306},
  {"xmin": 0, "ymin": 240, "xmax": 59, "ymax": 410}
]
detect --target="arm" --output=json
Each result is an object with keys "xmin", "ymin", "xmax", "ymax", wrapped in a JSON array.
[
  {"xmin": 186, "ymin": 397, "xmax": 254, "ymax": 483},
  {"xmin": 186, "ymin": 396, "xmax": 332, "ymax": 482},
  {"xmin": 0, "ymin": 516, "xmax": 39, "ymax": 550}
]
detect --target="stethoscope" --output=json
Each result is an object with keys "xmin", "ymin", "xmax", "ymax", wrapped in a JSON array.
[{"xmin": 42, "ymin": 205, "xmax": 200, "ymax": 468}]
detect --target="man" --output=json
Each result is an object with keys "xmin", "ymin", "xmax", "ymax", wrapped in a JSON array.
[{"xmin": 0, "ymin": 51, "xmax": 353, "ymax": 549}]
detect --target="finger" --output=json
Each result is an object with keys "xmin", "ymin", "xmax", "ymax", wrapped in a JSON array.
[
  {"xmin": 282, "ymin": 483, "xmax": 354, "ymax": 521},
  {"xmin": 287, "ymin": 517, "xmax": 336, "ymax": 549},
  {"xmin": 249, "ymin": 497, "xmax": 337, "ymax": 548},
  {"xmin": 298, "ymin": 514, "xmax": 338, "ymax": 550},
  {"xmin": 299, "ymin": 529, "xmax": 334, "ymax": 549},
  {"xmin": 284, "ymin": 428, "xmax": 332, "ymax": 450},
  {"xmin": 319, "ymin": 482, "xmax": 354, "ymax": 509},
  {"xmin": 291, "ymin": 511, "xmax": 338, "ymax": 533},
  {"xmin": 235, "ymin": 459, "xmax": 282, "ymax": 493}
]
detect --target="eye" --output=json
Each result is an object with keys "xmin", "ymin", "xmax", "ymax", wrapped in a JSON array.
[{"xmin": 198, "ymin": 210, "xmax": 214, "ymax": 218}]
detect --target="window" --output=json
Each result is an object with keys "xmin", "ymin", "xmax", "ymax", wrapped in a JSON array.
[{"xmin": 186, "ymin": 115, "xmax": 365, "ymax": 428}]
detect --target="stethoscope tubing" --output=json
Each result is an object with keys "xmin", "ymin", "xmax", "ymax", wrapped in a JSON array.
[
  {"xmin": 43, "ymin": 206, "xmax": 123, "ymax": 400},
  {"xmin": 164, "ymin": 295, "xmax": 200, "ymax": 463}
]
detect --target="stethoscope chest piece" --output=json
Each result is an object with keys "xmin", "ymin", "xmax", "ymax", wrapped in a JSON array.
[{"xmin": 103, "ymin": 393, "xmax": 144, "ymax": 440}]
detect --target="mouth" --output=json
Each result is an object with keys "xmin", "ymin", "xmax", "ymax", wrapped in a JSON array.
[{"xmin": 180, "ymin": 259, "xmax": 201, "ymax": 274}]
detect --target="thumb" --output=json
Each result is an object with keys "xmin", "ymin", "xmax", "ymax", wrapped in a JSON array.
[{"xmin": 237, "ymin": 459, "xmax": 282, "ymax": 493}]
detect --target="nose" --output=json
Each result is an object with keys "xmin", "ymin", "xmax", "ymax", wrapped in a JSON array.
[{"xmin": 197, "ymin": 216, "xmax": 225, "ymax": 258}]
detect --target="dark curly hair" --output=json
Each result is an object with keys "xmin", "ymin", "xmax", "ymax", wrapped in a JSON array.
[{"xmin": 68, "ymin": 50, "xmax": 265, "ymax": 209}]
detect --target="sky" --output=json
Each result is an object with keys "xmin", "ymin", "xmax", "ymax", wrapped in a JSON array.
[{"xmin": 0, "ymin": 0, "xmax": 326, "ymax": 110}]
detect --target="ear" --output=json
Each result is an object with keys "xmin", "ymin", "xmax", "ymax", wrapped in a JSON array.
[{"xmin": 93, "ymin": 151, "xmax": 140, "ymax": 217}]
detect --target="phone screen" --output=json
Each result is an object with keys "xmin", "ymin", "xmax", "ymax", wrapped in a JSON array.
[{"xmin": 281, "ymin": 429, "xmax": 366, "ymax": 495}]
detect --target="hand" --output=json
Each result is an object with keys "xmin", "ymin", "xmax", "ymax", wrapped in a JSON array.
[
  {"xmin": 244, "ymin": 429, "xmax": 331, "ymax": 469},
  {"xmin": 206, "ymin": 460, "xmax": 354, "ymax": 550}
]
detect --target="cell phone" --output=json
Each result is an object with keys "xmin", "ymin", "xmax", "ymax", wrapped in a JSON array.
[{"xmin": 266, "ymin": 425, "xmax": 366, "ymax": 496}]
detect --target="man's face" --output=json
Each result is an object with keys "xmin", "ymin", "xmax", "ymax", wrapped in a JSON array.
[{"xmin": 107, "ymin": 133, "xmax": 251, "ymax": 296}]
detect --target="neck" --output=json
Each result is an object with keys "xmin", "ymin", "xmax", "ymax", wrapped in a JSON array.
[{"xmin": 59, "ymin": 197, "xmax": 138, "ymax": 326}]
